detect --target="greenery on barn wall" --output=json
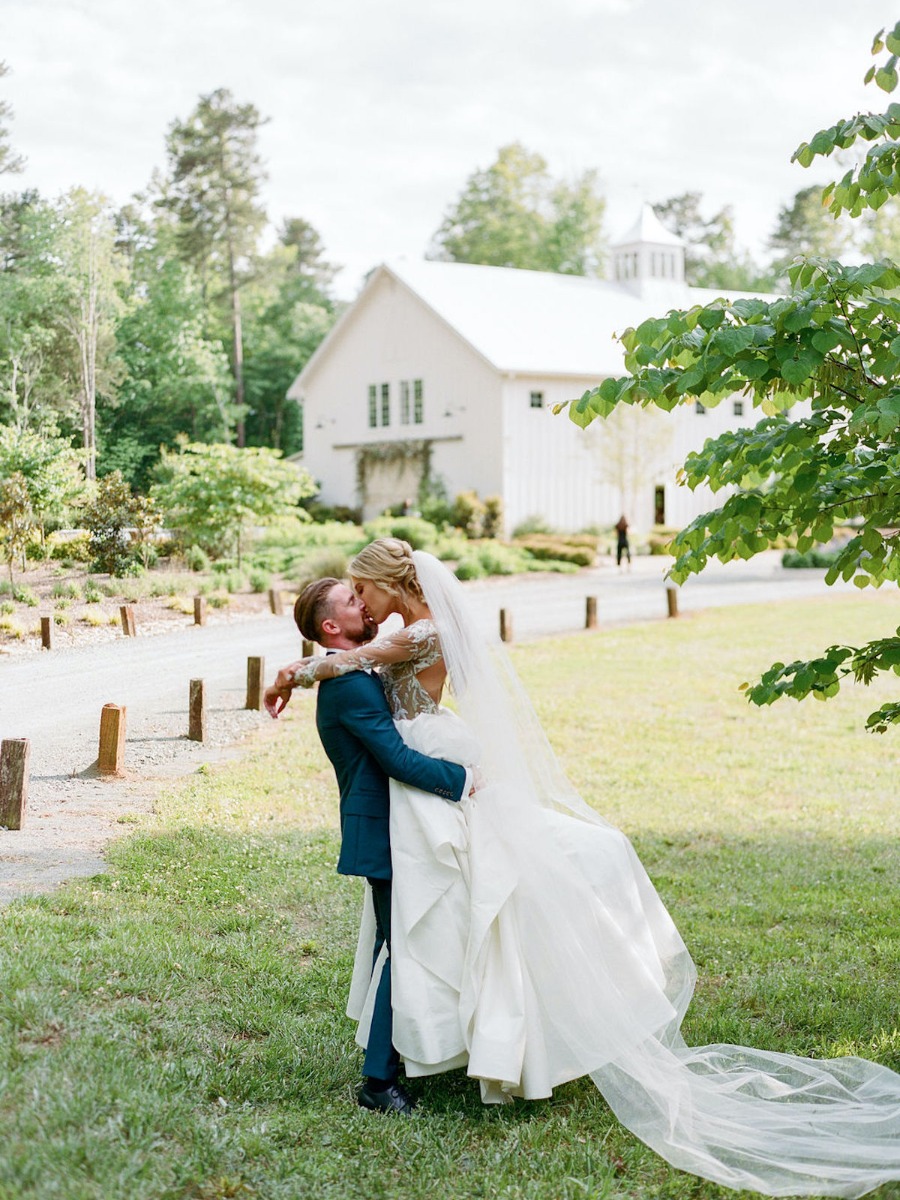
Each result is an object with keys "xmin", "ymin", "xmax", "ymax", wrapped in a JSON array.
[{"xmin": 355, "ymin": 439, "xmax": 433, "ymax": 506}]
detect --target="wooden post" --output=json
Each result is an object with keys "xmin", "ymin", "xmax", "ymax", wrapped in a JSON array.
[
  {"xmin": 0, "ymin": 738, "xmax": 30, "ymax": 830},
  {"xmin": 666, "ymin": 586, "xmax": 679, "ymax": 619},
  {"xmin": 98, "ymin": 704, "xmax": 126, "ymax": 776},
  {"xmin": 268, "ymin": 588, "xmax": 284, "ymax": 616},
  {"xmin": 193, "ymin": 595, "xmax": 206, "ymax": 626},
  {"xmin": 119, "ymin": 605, "xmax": 136, "ymax": 637},
  {"xmin": 301, "ymin": 638, "xmax": 315, "ymax": 658},
  {"xmin": 246, "ymin": 656, "xmax": 265, "ymax": 710},
  {"xmin": 40, "ymin": 616, "xmax": 53, "ymax": 650},
  {"xmin": 188, "ymin": 679, "xmax": 206, "ymax": 742},
  {"xmin": 585, "ymin": 595, "xmax": 598, "ymax": 630},
  {"xmin": 499, "ymin": 608, "xmax": 513, "ymax": 643}
]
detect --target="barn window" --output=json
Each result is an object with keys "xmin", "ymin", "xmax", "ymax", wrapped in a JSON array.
[
  {"xmin": 733, "ymin": 399, "xmax": 744, "ymax": 417},
  {"xmin": 400, "ymin": 381, "xmax": 410, "ymax": 425},
  {"xmin": 413, "ymin": 379, "xmax": 423, "ymax": 423},
  {"xmin": 696, "ymin": 401, "xmax": 707, "ymax": 415},
  {"xmin": 381, "ymin": 382, "xmax": 390, "ymax": 426},
  {"xmin": 368, "ymin": 385, "xmax": 377, "ymax": 428},
  {"xmin": 530, "ymin": 391, "xmax": 544, "ymax": 409}
]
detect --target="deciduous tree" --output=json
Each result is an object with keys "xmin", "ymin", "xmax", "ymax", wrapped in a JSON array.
[
  {"xmin": 153, "ymin": 440, "xmax": 316, "ymax": 564},
  {"xmin": 0, "ymin": 61, "xmax": 25, "ymax": 177},
  {"xmin": 156, "ymin": 89, "xmax": 268, "ymax": 447},
  {"xmin": 430, "ymin": 143, "xmax": 606, "ymax": 276},
  {"xmin": 653, "ymin": 192, "xmax": 770, "ymax": 290},
  {"xmin": 560, "ymin": 27, "xmax": 900, "ymax": 732},
  {"xmin": 54, "ymin": 189, "xmax": 128, "ymax": 480}
]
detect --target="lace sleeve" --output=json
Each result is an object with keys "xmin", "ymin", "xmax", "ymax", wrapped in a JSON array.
[{"xmin": 292, "ymin": 621, "xmax": 441, "ymax": 687}]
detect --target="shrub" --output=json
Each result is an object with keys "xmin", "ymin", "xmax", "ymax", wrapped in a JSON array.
[
  {"xmin": 474, "ymin": 543, "xmax": 526, "ymax": 575},
  {"xmin": 51, "ymin": 581, "xmax": 82, "ymax": 600},
  {"xmin": 14, "ymin": 586, "xmax": 38, "ymax": 607},
  {"xmin": 451, "ymin": 491, "xmax": 485, "ymax": 539},
  {"xmin": 84, "ymin": 472, "xmax": 147, "ymax": 577},
  {"xmin": 81, "ymin": 609, "xmax": 111, "ymax": 627},
  {"xmin": 83, "ymin": 581, "xmax": 103, "ymax": 604},
  {"xmin": 207, "ymin": 593, "xmax": 230, "ymax": 609},
  {"xmin": 49, "ymin": 532, "xmax": 91, "ymax": 562},
  {"xmin": 294, "ymin": 549, "xmax": 348, "ymax": 590},
  {"xmin": 0, "ymin": 600, "xmax": 14, "ymax": 615},
  {"xmin": 417, "ymin": 476, "xmax": 454, "ymax": 528},
  {"xmin": 782, "ymin": 548, "xmax": 842, "ymax": 569},
  {"xmin": 184, "ymin": 544, "xmax": 211, "ymax": 572},
  {"xmin": 516, "ymin": 537, "xmax": 597, "ymax": 567},
  {"xmin": 248, "ymin": 569, "xmax": 271, "ymax": 594},
  {"xmin": 224, "ymin": 570, "xmax": 248, "ymax": 594},
  {"xmin": 454, "ymin": 555, "xmax": 486, "ymax": 580},
  {"xmin": 482, "ymin": 496, "xmax": 504, "ymax": 539},
  {"xmin": 647, "ymin": 525, "xmax": 680, "ymax": 556},
  {"xmin": 302, "ymin": 501, "xmax": 362, "ymax": 524},
  {"xmin": 362, "ymin": 516, "xmax": 440, "ymax": 551},
  {"xmin": 0, "ymin": 615, "xmax": 26, "ymax": 638},
  {"xmin": 432, "ymin": 531, "xmax": 470, "ymax": 561},
  {"xmin": 512, "ymin": 514, "xmax": 555, "ymax": 537}
]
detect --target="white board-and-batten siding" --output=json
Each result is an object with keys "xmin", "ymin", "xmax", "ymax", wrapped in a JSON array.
[{"xmin": 295, "ymin": 269, "xmax": 503, "ymax": 519}]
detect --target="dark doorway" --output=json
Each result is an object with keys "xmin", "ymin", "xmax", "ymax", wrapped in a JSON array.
[{"xmin": 654, "ymin": 485, "xmax": 666, "ymax": 526}]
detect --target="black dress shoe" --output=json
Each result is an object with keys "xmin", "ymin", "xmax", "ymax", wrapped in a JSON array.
[{"xmin": 356, "ymin": 1080, "xmax": 416, "ymax": 1115}]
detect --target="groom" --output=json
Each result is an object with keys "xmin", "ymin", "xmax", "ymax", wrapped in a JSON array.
[{"xmin": 264, "ymin": 577, "xmax": 469, "ymax": 1115}]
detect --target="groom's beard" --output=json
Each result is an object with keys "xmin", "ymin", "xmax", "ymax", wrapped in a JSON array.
[{"xmin": 350, "ymin": 618, "xmax": 378, "ymax": 645}]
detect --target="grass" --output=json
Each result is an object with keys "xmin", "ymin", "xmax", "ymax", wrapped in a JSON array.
[{"xmin": 1, "ymin": 594, "xmax": 899, "ymax": 1200}]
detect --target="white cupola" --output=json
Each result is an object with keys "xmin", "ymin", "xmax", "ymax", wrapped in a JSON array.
[{"xmin": 611, "ymin": 203, "xmax": 686, "ymax": 296}]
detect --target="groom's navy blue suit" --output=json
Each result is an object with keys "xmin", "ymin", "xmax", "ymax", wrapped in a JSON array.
[{"xmin": 316, "ymin": 668, "xmax": 466, "ymax": 1081}]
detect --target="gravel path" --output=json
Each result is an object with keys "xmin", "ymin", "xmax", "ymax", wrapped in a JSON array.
[{"xmin": 0, "ymin": 554, "xmax": 856, "ymax": 904}]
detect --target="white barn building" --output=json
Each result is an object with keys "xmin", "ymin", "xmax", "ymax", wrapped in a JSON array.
[{"xmin": 289, "ymin": 206, "xmax": 766, "ymax": 533}]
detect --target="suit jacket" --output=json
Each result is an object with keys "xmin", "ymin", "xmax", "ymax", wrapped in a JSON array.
[{"xmin": 316, "ymin": 670, "xmax": 467, "ymax": 880}]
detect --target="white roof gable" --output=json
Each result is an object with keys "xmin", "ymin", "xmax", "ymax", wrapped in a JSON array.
[
  {"xmin": 382, "ymin": 258, "xmax": 696, "ymax": 377},
  {"xmin": 292, "ymin": 255, "xmax": 776, "ymax": 389}
]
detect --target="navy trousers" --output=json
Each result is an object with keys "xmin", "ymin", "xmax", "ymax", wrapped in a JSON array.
[{"xmin": 363, "ymin": 878, "xmax": 400, "ymax": 1082}]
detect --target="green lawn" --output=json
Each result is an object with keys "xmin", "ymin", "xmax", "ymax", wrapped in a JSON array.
[{"xmin": 2, "ymin": 594, "xmax": 899, "ymax": 1200}]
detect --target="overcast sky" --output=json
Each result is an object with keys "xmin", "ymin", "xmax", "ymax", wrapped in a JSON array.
[{"xmin": 3, "ymin": 0, "xmax": 896, "ymax": 297}]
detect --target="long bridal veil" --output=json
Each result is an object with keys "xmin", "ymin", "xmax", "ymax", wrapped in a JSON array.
[{"xmin": 411, "ymin": 550, "xmax": 900, "ymax": 1198}]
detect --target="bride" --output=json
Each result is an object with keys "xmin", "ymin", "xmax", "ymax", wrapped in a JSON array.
[{"xmin": 288, "ymin": 537, "xmax": 900, "ymax": 1198}]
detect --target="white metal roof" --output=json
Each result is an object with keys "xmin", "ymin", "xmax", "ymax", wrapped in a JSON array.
[
  {"xmin": 382, "ymin": 257, "xmax": 695, "ymax": 377},
  {"xmin": 291, "ymin": 254, "xmax": 775, "ymax": 391}
]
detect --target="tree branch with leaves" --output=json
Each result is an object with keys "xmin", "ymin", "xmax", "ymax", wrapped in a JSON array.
[{"xmin": 558, "ymin": 27, "xmax": 900, "ymax": 731}]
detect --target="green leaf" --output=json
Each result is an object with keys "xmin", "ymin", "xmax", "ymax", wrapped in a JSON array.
[
  {"xmin": 812, "ymin": 328, "xmax": 842, "ymax": 353},
  {"xmin": 675, "ymin": 365, "xmax": 707, "ymax": 396},
  {"xmin": 781, "ymin": 347, "xmax": 823, "ymax": 385},
  {"xmin": 713, "ymin": 326, "xmax": 756, "ymax": 355},
  {"xmin": 568, "ymin": 391, "xmax": 601, "ymax": 429},
  {"xmin": 876, "ymin": 63, "xmax": 899, "ymax": 93}
]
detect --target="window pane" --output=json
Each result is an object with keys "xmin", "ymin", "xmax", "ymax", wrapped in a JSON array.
[
  {"xmin": 530, "ymin": 391, "xmax": 544, "ymax": 409},
  {"xmin": 368, "ymin": 385, "xmax": 377, "ymax": 428},
  {"xmin": 400, "ymin": 381, "xmax": 410, "ymax": 425},
  {"xmin": 733, "ymin": 400, "xmax": 744, "ymax": 417},
  {"xmin": 381, "ymin": 382, "xmax": 390, "ymax": 426},
  {"xmin": 413, "ymin": 379, "xmax": 423, "ymax": 423},
  {"xmin": 696, "ymin": 401, "xmax": 707, "ymax": 415}
]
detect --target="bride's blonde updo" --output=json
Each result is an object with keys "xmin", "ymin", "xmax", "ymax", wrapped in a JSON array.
[{"xmin": 349, "ymin": 537, "xmax": 426, "ymax": 607}]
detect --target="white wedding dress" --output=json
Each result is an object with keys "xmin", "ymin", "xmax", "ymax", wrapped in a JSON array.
[{"xmin": 329, "ymin": 553, "xmax": 900, "ymax": 1198}]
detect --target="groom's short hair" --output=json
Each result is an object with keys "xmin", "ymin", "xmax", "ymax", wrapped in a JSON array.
[{"xmin": 294, "ymin": 577, "xmax": 341, "ymax": 642}]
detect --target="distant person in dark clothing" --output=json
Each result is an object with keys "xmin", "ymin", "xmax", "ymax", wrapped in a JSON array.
[{"xmin": 615, "ymin": 515, "xmax": 631, "ymax": 569}]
